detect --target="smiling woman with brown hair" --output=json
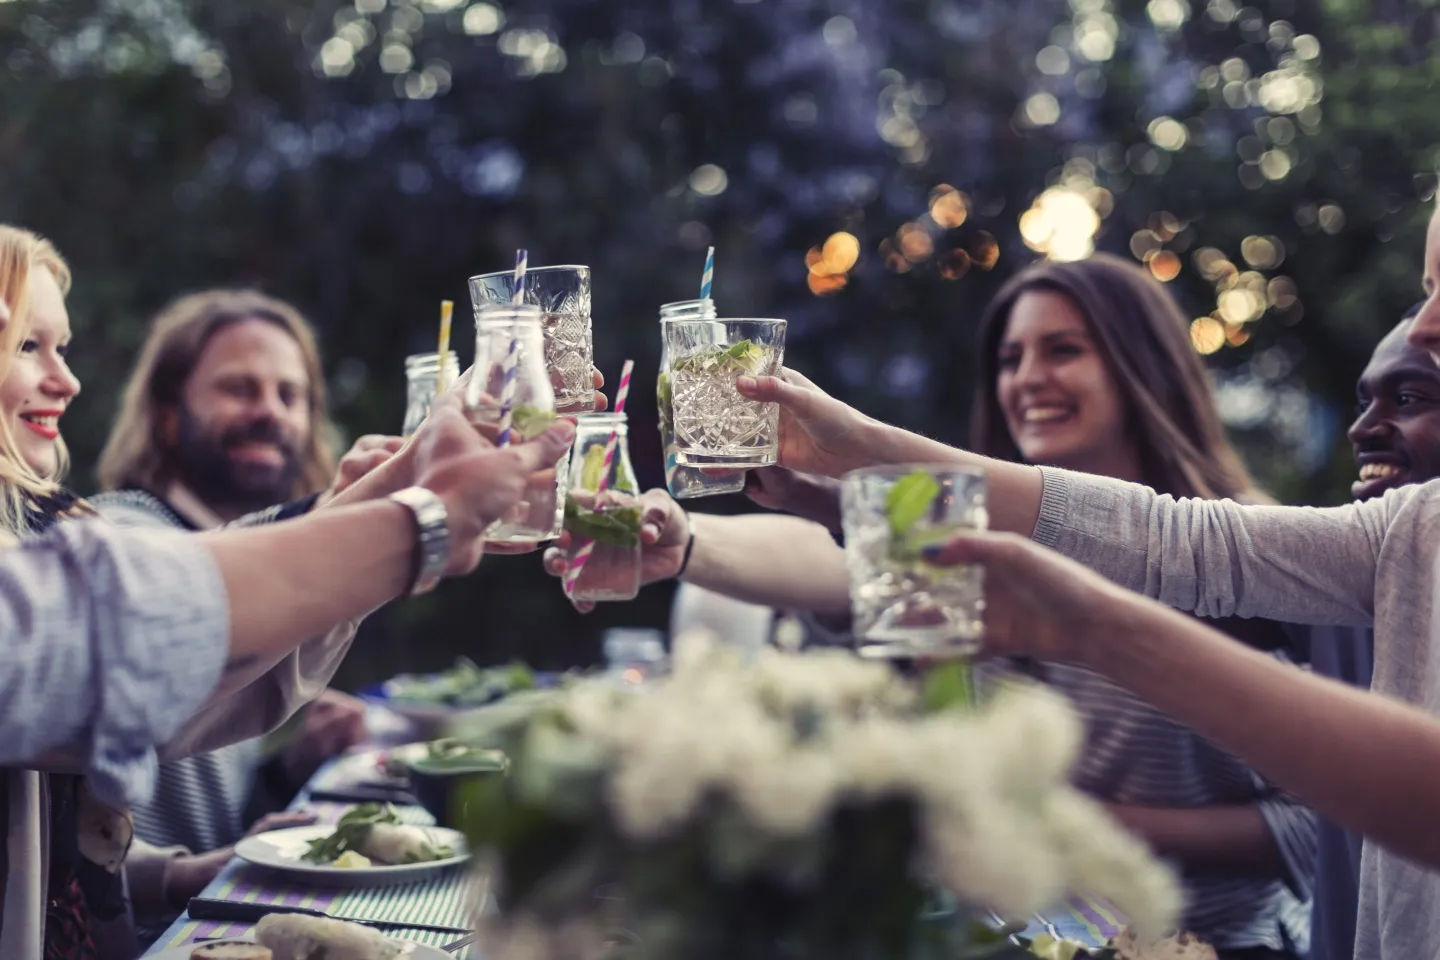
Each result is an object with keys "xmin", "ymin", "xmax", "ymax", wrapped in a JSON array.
[{"xmin": 965, "ymin": 254, "xmax": 1308, "ymax": 959}]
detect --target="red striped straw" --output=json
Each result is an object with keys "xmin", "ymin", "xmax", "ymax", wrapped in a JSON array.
[{"xmin": 564, "ymin": 359, "xmax": 634, "ymax": 595}]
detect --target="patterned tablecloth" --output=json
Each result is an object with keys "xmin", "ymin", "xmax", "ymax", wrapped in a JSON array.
[
  {"xmin": 143, "ymin": 742, "xmax": 1127, "ymax": 956},
  {"xmin": 145, "ymin": 798, "xmax": 481, "ymax": 957}
]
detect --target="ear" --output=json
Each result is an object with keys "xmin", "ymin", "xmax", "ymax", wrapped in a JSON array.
[{"xmin": 160, "ymin": 405, "xmax": 179, "ymax": 447}]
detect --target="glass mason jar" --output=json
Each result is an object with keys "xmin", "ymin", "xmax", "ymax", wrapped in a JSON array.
[
  {"xmin": 657, "ymin": 299, "xmax": 745, "ymax": 499},
  {"xmin": 403, "ymin": 351, "xmax": 461, "ymax": 437},
  {"xmin": 562, "ymin": 412, "xmax": 643, "ymax": 602},
  {"xmin": 467, "ymin": 304, "xmax": 567, "ymax": 542}
]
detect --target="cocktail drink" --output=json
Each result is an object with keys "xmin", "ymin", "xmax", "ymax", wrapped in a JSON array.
[
  {"xmin": 657, "ymin": 300, "xmax": 745, "ymax": 499},
  {"xmin": 402, "ymin": 351, "xmax": 460, "ymax": 437},
  {"xmin": 467, "ymin": 304, "xmax": 564, "ymax": 542},
  {"xmin": 663, "ymin": 318, "xmax": 786, "ymax": 469},
  {"xmin": 562, "ymin": 413, "xmax": 643, "ymax": 602},
  {"xmin": 468, "ymin": 265, "xmax": 594, "ymax": 415},
  {"xmin": 840, "ymin": 465, "xmax": 987, "ymax": 658}
]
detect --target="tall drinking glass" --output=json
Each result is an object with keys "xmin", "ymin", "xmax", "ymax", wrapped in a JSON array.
[
  {"xmin": 468, "ymin": 265, "xmax": 594, "ymax": 415},
  {"xmin": 467, "ymin": 304, "xmax": 563, "ymax": 542},
  {"xmin": 663, "ymin": 318, "xmax": 786, "ymax": 470},
  {"xmin": 403, "ymin": 351, "xmax": 461, "ymax": 437},
  {"xmin": 562, "ymin": 413, "xmax": 643, "ymax": 602},
  {"xmin": 840, "ymin": 465, "xmax": 987, "ymax": 658},
  {"xmin": 657, "ymin": 299, "xmax": 745, "ymax": 499}
]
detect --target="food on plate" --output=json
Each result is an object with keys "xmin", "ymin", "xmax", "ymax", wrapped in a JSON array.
[
  {"xmin": 413, "ymin": 738, "xmax": 508, "ymax": 772},
  {"xmin": 331, "ymin": 850, "xmax": 373, "ymax": 869},
  {"xmin": 190, "ymin": 943, "xmax": 272, "ymax": 960},
  {"xmin": 255, "ymin": 914, "xmax": 406, "ymax": 960},
  {"xmin": 381, "ymin": 657, "xmax": 535, "ymax": 708},
  {"xmin": 302, "ymin": 803, "xmax": 452, "ymax": 866}
]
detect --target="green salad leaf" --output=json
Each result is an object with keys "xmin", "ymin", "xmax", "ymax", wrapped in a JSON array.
[{"xmin": 303, "ymin": 803, "xmax": 398, "ymax": 864}]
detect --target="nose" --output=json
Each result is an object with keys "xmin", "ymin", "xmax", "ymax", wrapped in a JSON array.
[
  {"xmin": 1407, "ymin": 296, "xmax": 1440, "ymax": 361},
  {"xmin": 1347, "ymin": 401, "xmax": 1390, "ymax": 447},
  {"xmin": 1012, "ymin": 349, "xmax": 1049, "ymax": 390},
  {"xmin": 42, "ymin": 358, "xmax": 80, "ymax": 402}
]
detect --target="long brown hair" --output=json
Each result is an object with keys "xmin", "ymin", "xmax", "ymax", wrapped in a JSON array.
[
  {"xmin": 970, "ymin": 253, "xmax": 1264, "ymax": 502},
  {"xmin": 98, "ymin": 289, "xmax": 340, "ymax": 497}
]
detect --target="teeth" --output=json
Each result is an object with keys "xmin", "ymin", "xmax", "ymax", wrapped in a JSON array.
[
  {"xmin": 1359, "ymin": 463, "xmax": 1401, "ymax": 481},
  {"xmin": 21, "ymin": 415, "xmax": 57, "ymax": 427},
  {"xmin": 1023, "ymin": 406, "xmax": 1071, "ymax": 424}
]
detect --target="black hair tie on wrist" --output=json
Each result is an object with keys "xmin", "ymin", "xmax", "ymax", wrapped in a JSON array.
[{"xmin": 675, "ymin": 522, "xmax": 697, "ymax": 580}]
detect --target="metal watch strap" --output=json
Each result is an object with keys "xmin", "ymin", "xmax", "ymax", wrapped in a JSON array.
[{"xmin": 388, "ymin": 486, "xmax": 450, "ymax": 596}]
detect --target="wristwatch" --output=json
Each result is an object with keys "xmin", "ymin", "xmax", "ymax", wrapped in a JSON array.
[{"xmin": 388, "ymin": 486, "xmax": 450, "ymax": 596}]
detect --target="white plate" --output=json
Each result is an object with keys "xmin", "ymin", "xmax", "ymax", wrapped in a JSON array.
[
  {"xmin": 234, "ymin": 824, "xmax": 470, "ymax": 887},
  {"xmin": 147, "ymin": 939, "xmax": 452, "ymax": 959}
]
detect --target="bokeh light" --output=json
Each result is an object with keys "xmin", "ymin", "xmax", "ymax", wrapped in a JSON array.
[
  {"xmin": 1191, "ymin": 317, "xmax": 1226, "ymax": 354},
  {"xmin": 1019, "ymin": 188, "xmax": 1102, "ymax": 261}
]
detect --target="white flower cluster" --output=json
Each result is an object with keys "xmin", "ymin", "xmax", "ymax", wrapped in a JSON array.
[{"xmin": 558, "ymin": 635, "xmax": 1182, "ymax": 935}]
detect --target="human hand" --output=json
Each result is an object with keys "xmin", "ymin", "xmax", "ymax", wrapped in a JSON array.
[
  {"xmin": 743, "ymin": 467, "xmax": 843, "ymax": 534},
  {"xmin": 919, "ymin": 530, "xmax": 1134, "ymax": 664},
  {"xmin": 410, "ymin": 394, "xmax": 576, "ymax": 576},
  {"xmin": 163, "ymin": 811, "xmax": 317, "ymax": 904},
  {"xmin": 734, "ymin": 369, "xmax": 884, "ymax": 479},
  {"xmin": 543, "ymin": 488, "xmax": 689, "ymax": 612},
  {"xmin": 316, "ymin": 435, "xmax": 408, "ymax": 508},
  {"xmin": 279, "ymin": 689, "xmax": 369, "ymax": 783}
]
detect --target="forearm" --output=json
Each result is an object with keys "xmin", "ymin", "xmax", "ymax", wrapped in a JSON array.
[
  {"xmin": 1084, "ymin": 596, "xmax": 1440, "ymax": 867},
  {"xmin": 685, "ymin": 513, "xmax": 851, "ymax": 615},
  {"xmin": 1104, "ymin": 803, "xmax": 1285, "ymax": 878},
  {"xmin": 199, "ymin": 500, "xmax": 412, "ymax": 686},
  {"xmin": 854, "ymin": 421, "xmax": 1045, "ymax": 536}
]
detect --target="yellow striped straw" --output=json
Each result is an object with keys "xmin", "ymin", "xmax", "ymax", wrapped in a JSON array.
[{"xmin": 436, "ymin": 299, "xmax": 454, "ymax": 394}]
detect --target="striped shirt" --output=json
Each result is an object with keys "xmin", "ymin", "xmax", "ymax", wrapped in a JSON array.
[
  {"xmin": 90, "ymin": 488, "xmax": 319, "ymax": 855},
  {"xmin": 977, "ymin": 658, "xmax": 1314, "ymax": 953}
]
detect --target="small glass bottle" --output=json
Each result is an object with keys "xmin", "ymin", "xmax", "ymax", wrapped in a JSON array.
[
  {"xmin": 402, "ymin": 351, "xmax": 461, "ymax": 437},
  {"xmin": 562, "ymin": 412, "xmax": 643, "ymax": 602},
  {"xmin": 468, "ymin": 304, "xmax": 565, "ymax": 542},
  {"xmin": 658, "ymin": 299, "xmax": 746, "ymax": 499}
]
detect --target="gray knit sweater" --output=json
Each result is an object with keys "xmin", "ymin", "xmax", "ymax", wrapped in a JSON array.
[{"xmin": 1033, "ymin": 467, "xmax": 1440, "ymax": 960}]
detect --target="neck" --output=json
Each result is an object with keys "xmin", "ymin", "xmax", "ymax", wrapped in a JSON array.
[{"xmin": 1055, "ymin": 442, "xmax": 1147, "ymax": 486}]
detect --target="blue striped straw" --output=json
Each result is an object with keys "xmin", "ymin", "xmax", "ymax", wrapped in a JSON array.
[
  {"xmin": 511, "ymin": 248, "xmax": 527, "ymax": 305},
  {"xmin": 699, "ymin": 246, "xmax": 714, "ymax": 301},
  {"xmin": 496, "ymin": 248, "xmax": 527, "ymax": 446}
]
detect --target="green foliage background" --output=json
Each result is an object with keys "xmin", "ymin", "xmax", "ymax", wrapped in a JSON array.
[{"xmin": 0, "ymin": 0, "xmax": 1432, "ymax": 682}]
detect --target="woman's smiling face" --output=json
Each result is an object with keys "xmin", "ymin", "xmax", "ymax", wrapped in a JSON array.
[
  {"xmin": 995, "ymin": 289, "xmax": 1130, "ymax": 474},
  {"xmin": 1, "ymin": 267, "xmax": 80, "ymax": 477}
]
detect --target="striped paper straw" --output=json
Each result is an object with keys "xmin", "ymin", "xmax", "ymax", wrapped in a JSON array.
[
  {"xmin": 495, "ymin": 249, "xmax": 527, "ymax": 446},
  {"xmin": 511, "ymin": 248, "xmax": 527, "ymax": 305},
  {"xmin": 699, "ymin": 246, "xmax": 714, "ymax": 300},
  {"xmin": 565, "ymin": 359, "xmax": 634, "ymax": 595}
]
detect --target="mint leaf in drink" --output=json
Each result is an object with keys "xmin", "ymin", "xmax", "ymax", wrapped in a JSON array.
[
  {"xmin": 885, "ymin": 470, "xmax": 941, "ymax": 538},
  {"xmin": 563, "ymin": 497, "xmax": 642, "ymax": 548},
  {"xmin": 656, "ymin": 371, "xmax": 672, "ymax": 414},
  {"xmin": 512, "ymin": 406, "xmax": 557, "ymax": 440},
  {"xmin": 922, "ymin": 661, "xmax": 974, "ymax": 712}
]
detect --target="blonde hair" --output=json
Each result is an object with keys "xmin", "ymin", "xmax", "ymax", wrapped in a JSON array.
[
  {"xmin": 0, "ymin": 226, "xmax": 76, "ymax": 537},
  {"xmin": 98, "ymin": 289, "xmax": 340, "ymax": 497}
]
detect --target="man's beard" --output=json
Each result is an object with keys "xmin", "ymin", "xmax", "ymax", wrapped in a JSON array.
[{"xmin": 172, "ymin": 406, "xmax": 303, "ymax": 514}]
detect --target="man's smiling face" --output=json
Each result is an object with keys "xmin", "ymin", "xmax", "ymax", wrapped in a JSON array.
[{"xmin": 1349, "ymin": 317, "xmax": 1440, "ymax": 501}]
